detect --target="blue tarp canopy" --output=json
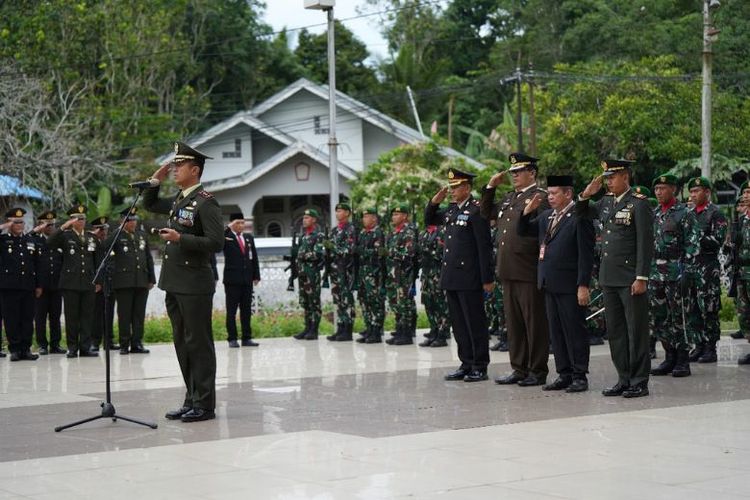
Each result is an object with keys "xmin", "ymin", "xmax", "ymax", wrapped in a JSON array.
[{"xmin": 0, "ymin": 174, "xmax": 45, "ymax": 200}]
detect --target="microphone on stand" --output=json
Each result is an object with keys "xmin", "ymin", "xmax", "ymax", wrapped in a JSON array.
[{"xmin": 128, "ymin": 178, "xmax": 159, "ymax": 189}]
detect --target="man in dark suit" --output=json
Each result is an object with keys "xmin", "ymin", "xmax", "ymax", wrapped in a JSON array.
[
  {"xmin": 518, "ymin": 175, "xmax": 595, "ymax": 393},
  {"xmin": 144, "ymin": 141, "xmax": 224, "ymax": 423},
  {"xmin": 223, "ymin": 212, "xmax": 260, "ymax": 348},
  {"xmin": 481, "ymin": 153, "xmax": 551, "ymax": 387},
  {"xmin": 577, "ymin": 159, "xmax": 654, "ymax": 398},
  {"xmin": 425, "ymin": 168, "xmax": 494, "ymax": 382}
]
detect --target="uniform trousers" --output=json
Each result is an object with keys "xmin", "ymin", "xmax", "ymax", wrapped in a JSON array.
[
  {"xmin": 0, "ymin": 290, "xmax": 35, "ymax": 352},
  {"xmin": 446, "ymin": 289, "xmax": 489, "ymax": 371},
  {"xmin": 92, "ymin": 291, "xmax": 116, "ymax": 346},
  {"xmin": 61, "ymin": 289, "xmax": 95, "ymax": 352},
  {"xmin": 225, "ymin": 284, "xmax": 253, "ymax": 341},
  {"xmin": 602, "ymin": 286, "xmax": 650, "ymax": 386},
  {"xmin": 165, "ymin": 292, "xmax": 216, "ymax": 411},
  {"xmin": 545, "ymin": 292, "xmax": 589, "ymax": 379},
  {"xmin": 35, "ymin": 289, "xmax": 63, "ymax": 348},
  {"xmin": 115, "ymin": 288, "xmax": 149, "ymax": 348},
  {"xmin": 503, "ymin": 280, "xmax": 549, "ymax": 378}
]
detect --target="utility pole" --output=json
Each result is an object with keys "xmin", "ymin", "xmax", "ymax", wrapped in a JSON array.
[
  {"xmin": 528, "ymin": 63, "xmax": 536, "ymax": 156},
  {"xmin": 515, "ymin": 66, "xmax": 523, "ymax": 152},
  {"xmin": 447, "ymin": 95, "xmax": 455, "ymax": 148},
  {"xmin": 406, "ymin": 85, "xmax": 425, "ymax": 138},
  {"xmin": 701, "ymin": 0, "xmax": 721, "ymax": 179}
]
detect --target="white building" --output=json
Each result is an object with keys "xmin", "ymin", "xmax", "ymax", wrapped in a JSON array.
[{"xmin": 158, "ymin": 78, "xmax": 481, "ymax": 237}]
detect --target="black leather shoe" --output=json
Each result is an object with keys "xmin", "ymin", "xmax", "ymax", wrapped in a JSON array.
[
  {"xmin": 429, "ymin": 338, "xmax": 448, "ymax": 347},
  {"xmin": 242, "ymin": 339, "xmax": 259, "ymax": 347},
  {"xmin": 50, "ymin": 345, "xmax": 67, "ymax": 354},
  {"xmin": 364, "ymin": 335, "xmax": 382, "ymax": 344},
  {"xmin": 130, "ymin": 344, "xmax": 150, "ymax": 354},
  {"xmin": 38, "ymin": 347, "xmax": 49, "ymax": 356},
  {"xmin": 738, "ymin": 353, "xmax": 750, "ymax": 365},
  {"xmin": 9, "ymin": 351, "xmax": 21, "ymax": 362},
  {"xmin": 602, "ymin": 382, "xmax": 629, "ymax": 397},
  {"xmin": 418, "ymin": 338, "xmax": 434, "ymax": 347},
  {"xmin": 444, "ymin": 368, "xmax": 470, "ymax": 381},
  {"xmin": 120, "ymin": 348, "xmax": 130, "ymax": 355},
  {"xmin": 79, "ymin": 349, "xmax": 98, "ymax": 357},
  {"xmin": 566, "ymin": 379, "xmax": 589, "ymax": 393},
  {"xmin": 622, "ymin": 382, "xmax": 649, "ymax": 398},
  {"xmin": 228, "ymin": 340, "xmax": 240, "ymax": 348},
  {"xmin": 390, "ymin": 336, "xmax": 413, "ymax": 345},
  {"xmin": 66, "ymin": 351, "xmax": 78, "ymax": 358},
  {"xmin": 495, "ymin": 372, "xmax": 525, "ymax": 385},
  {"xmin": 165, "ymin": 406, "xmax": 192, "ymax": 420},
  {"xmin": 109, "ymin": 344, "xmax": 121, "ymax": 351},
  {"xmin": 490, "ymin": 340, "xmax": 509, "ymax": 352},
  {"xmin": 542, "ymin": 377, "xmax": 572, "ymax": 391},
  {"xmin": 180, "ymin": 408, "xmax": 216, "ymax": 423},
  {"xmin": 518, "ymin": 375, "xmax": 546, "ymax": 387},
  {"xmin": 588, "ymin": 335, "xmax": 604, "ymax": 346},
  {"xmin": 0, "ymin": 351, "xmax": 6, "ymax": 358},
  {"xmin": 730, "ymin": 330, "xmax": 744, "ymax": 339},
  {"xmin": 464, "ymin": 370, "xmax": 488, "ymax": 382},
  {"xmin": 91, "ymin": 345, "xmax": 100, "ymax": 353},
  {"xmin": 21, "ymin": 350, "xmax": 39, "ymax": 361}
]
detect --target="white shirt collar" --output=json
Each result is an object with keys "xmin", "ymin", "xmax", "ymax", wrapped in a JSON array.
[{"xmin": 518, "ymin": 183, "xmax": 537, "ymax": 194}]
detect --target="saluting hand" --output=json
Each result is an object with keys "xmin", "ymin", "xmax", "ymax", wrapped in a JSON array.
[
  {"xmin": 0, "ymin": 221, "xmax": 12, "ymax": 232},
  {"xmin": 523, "ymin": 193, "xmax": 544, "ymax": 215},
  {"xmin": 152, "ymin": 161, "xmax": 171, "ymax": 182},
  {"xmin": 580, "ymin": 175, "xmax": 603, "ymax": 199},
  {"xmin": 431, "ymin": 186, "xmax": 449, "ymax": 205},
  {"xmin": 488, "ymin": 171, "xmax": 507, "ymax": 188},
  {"xmin": 60, "ymin": 218, "xmax": 76, "ymax": 230}
]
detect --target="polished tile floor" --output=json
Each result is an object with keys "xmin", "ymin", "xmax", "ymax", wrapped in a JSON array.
[{"xmin": 1, "ymin": 334, "xmax": 749, "ymax": 499}]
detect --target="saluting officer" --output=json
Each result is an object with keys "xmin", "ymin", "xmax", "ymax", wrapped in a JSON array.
[
  {"xmin": 144, "ymin": 141, "xmax": 224, "ymax": 423},
  {"xmin": 578, "ymin": 159, "xmax": 654, "ymax": 398},
  {"xmin": 426, "ymin": 168, "xmax": 494, "ymax": 382},
  {"xmin": 222, "ymin": 211, "xmax": 260, "ymax": 348},
  {"xmin": 47, "ymin": 203, "xmax": 101, "ymax": 358},
  {"xmin": 0, "ymin": 208, "xmax": 41, "ymax": 361},
  {"xmin": 91, "ymin": 216, "xmax": 118, "ymax": 351},
  {"xmin": 30, "ymin": 210, "xmax": 66, "ymax": 355},
  {"xmin": 105, "ymin": 207, "xmax": 155, "ymax": 354},
  {"xmin": 481, "ymin": 153, "xmax": 551, "ymax": 387}
]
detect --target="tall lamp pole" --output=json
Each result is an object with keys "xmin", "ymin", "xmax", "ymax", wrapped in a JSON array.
[
  {"xmin": 305, "ymin": 0, "xmax": 338, "ymax": 230},
  {"xmin": 701, "ymin": 0, "xmax": 721, "ymax": 179}
]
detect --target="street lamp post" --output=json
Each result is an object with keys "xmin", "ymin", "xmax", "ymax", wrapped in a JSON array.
[
  {"xmin": 304, "ymin": 0, "xmax": 338, "ymax": 231},
  {"xmin": 701, "ymin": 0, "xmax": 721, "ymax": 179}
]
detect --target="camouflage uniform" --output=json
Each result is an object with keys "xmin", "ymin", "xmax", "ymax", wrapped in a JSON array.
[
  {"xmin": 586, "ymin": 220, "xmax": 606, "ymax": 342},
  {"xmin": 487, "ymin": 226, "xmax": 508, "ymax": 351},
  {"xmin": 329, "ymin": 220, "xmax": 357, "ymax": 336},
  {"xmin": 648, "ymin": 200, "xmax": 700, "ymax": 355},
  {"xmin": 386, "ymin": 220, "xmax": 418, "ymax": 343},
  {"xmin": 296, "ymin": 226, "xmax": 325, "ymax": 336},
  {"xmin": 419, "ymin": 225, "xmax": 450, "ymax": 344},
  {"xmin": 356, "ymin": 223, "xmax": 386, "ymax": 342},
  {"xmin": 686, "ymin": 202, "xmax": 727, "ymax": 362},
  {"xmin": 734, "ymin": 212, "xmax": 750, "ymax": 338}
]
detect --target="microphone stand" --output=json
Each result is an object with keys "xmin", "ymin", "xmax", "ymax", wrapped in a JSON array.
[{"xmin": 55, "ymin": 188, "xmax": 157, "ymax": 432}]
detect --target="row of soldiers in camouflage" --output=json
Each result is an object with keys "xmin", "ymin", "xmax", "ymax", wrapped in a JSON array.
[{"xmin": 289, "ymin": 203, "xmax": 457, "ymax": 346}]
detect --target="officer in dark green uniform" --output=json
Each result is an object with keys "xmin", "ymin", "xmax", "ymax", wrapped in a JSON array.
[
  {"xmin": 144, "ymin": 141, "xmax": 224, "ymax": 423},
  {"xmin": 47, "ymin": 203, "xmax": 102, "ymax": 358},
  {"xmin": 105, "ymin": 207, "xmax": 155, "ymax": 354},
  {"xmin": 91, "ymin": 216, "xmax": 118, "ymax": 351},
  {"xmin": 577, "ymin": 159, "xmax": 654, "ymax": 398},
  {"xmin": 0, "ymin": 208, "xmax": 41, "ymax": 361}
]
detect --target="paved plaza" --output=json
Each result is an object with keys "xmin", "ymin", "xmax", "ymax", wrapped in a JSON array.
[{"xmin": 1, "ymin": 334, "xmax": 749, "ymax": 499}]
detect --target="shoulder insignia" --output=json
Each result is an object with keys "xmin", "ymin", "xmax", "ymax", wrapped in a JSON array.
[
  {"xmin": 197, "ymin": 190, "xmax": 213, "ymax": 199},
  {"xmin": 604, "ymin": 192, "xmax": 615, "ymax": 197},
  {"xmin": 536, "ymin": 187, "xmax": 548, "ymax": 194},
  {"xmin": 632, "ymin": 193, "xmax": 648, "ymax": 200}
]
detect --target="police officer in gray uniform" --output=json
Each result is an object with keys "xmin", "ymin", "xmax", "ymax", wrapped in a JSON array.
[{"xmin": 143, "ymin": 141, "xmax": 224, "ymax": 423}]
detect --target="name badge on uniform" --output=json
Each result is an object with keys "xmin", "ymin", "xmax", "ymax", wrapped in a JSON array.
[
  {"xmin": 539, "ymin": 244, "xmax": 546, "ymax": 261},
  {"xmin": 614, "ymin": 210, "xmax": 632, "ymax": 226},
  {"xmin": 87, "ymin": 241, "xmax": 96, "ymax": 252},
  {"xmin": 177, "ymin": 208, "xmax": 195, "ymax": 227}
]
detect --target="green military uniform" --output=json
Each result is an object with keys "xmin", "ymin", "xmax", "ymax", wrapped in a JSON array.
[
  {"xmin": 292, "ymin": 209, "xmax": 325, "ymax": 340},
  {"xmin": 385, "ymin": 205, "xmax": 418, "ymax": 346},
  {"xmin": 576, "ymin": 159, "xmax": 654, "ymax": 397},
  {"xmin": 327, "ymin": 203, "xmax": 357, "ymax": 341},
  {"xmin": 355, "ymin": 209, "xmax": 386, "ymax": 344},
  {"xmin": 648, "ymin": 174, "xmax": 700, "ymax": 377},
  {"xmin": 91, "ymin": 216, "xmax": 117, "ymax": 351},
  {"xmin": 419, "ymin": 224, "xmax": 450, "ymax": 347},
  {"xmin": 104, "ymin": 207, "xmax": 156, "ymax": 354},
  {"xmin": 143, "ymin": 142, "xmax": 224, "ymax": 417},
  {"xmin": 586, "ymin": 220, "xmax": 606, "ymax": 344},
  {"xmin": 47, "ymin": 203, "xmax": 101, "ymax": 357},
  {"xmin": 487, "ymin": 225, "xmax": 508, "ymax": 351},
  {"xmin": 731, "ymin": 183, "xmax": 750, "ymax": 365},
  {"xmin": 684, "ymin": 177, "xmax": 728, "ymax": 364}
]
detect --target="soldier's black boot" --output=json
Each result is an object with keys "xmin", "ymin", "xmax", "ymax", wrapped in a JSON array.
[
  {"xmin": 649, "ymin": 336, "xmax": 657, "ymax": 359},
  {"xmin": 293, "ymin": 319, "xmax": 310, "ymax": 340},
  {"xmin": 738, "ymin": 353, "xmax": 750, "ymax": 365},
  {"xmin": 303, "ymin": 319, "xmax": 319, "ymax": 340},
  {"xmin": 688, "ymin": 342, "xmax": 705, "ymax": 362},
  {"xmin": 419, "ymin": 328, "xmax": 436, "ymax": 347},
  {"xmin": 391, "ymin": 324, "xmax": 414, "ymax": 345},
  {"xmin": 671, "ymin": 349, "xmax": 691, "ymax": 377},
  {"xmin": 697, "ymin": 341, "xmax": 717, "ymax": 363},
  {"xmin": 650, "ymin": 344, "xmax": 676, "ymax": 376},
  {"xmin": 730, "ymin": 330, "xmax": 744, "ymax": 339},
  {"xmin": 429, "ymin": 331, "xmax": 449, "ymax": 348},
  {"xmin": 356, "ymin": 326, "xmax": 370, "ymax": 343},
  {"xmin": 335, "ymin": 323, "xmax": 353, "ymax": 341},
  {"xmin": 385, "ymin": 326, "xmax": 399, "ymax": 344},
  {"xmin": 327, "ymin": 324, "xmax": 342, "ymax": 341},
  {"xmin": 365, "ymin": 326, "xmax": 383, "ymax": 344}
]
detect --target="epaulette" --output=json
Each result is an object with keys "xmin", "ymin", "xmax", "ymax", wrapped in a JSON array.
[
  {"xmin": 471, "ymin": 199, "xmax": 480, "ymax": 206},
  {"xmin": 536, "ymin": 187, "xmax": 548, "ymax": 193},
  {"xmin": 604, "ymin": 192, "xmax": 615, "ymax": 196},
  {"xmin": 632, "ymin": 193, "xmax": 647, "ymax": 200},
  {"xmin": 197, "ymin": 190, "xmax": 213, "ymax": 199}
]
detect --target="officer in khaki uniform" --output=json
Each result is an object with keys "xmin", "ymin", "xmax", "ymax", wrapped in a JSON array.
[
  {"xmin": 577, "ymin": 159, "xmax": 654, "ymax": 398},
  {"xmin": 104, "ymin": 207, "xmax": 156, "ymax": 354},
  {"xmin": 481, "ymin": 153, "xmax": 551, "ymax": 387},
  {"xmin": 47, "ymin": 203, "xmax": 102, "ymax": 358},
  {"xmin": 144, "ymin": 141, "xmax": 224, "ymax": 423}
]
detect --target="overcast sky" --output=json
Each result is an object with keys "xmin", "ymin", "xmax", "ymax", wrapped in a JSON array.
[{"xmin": 261, "ymin": 0, "xmax": 389, "ymax": 62}]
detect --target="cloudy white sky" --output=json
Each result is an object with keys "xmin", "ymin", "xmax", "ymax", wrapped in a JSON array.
[{"xmin": 261, "ymin": 0, "xmax": 389, "ymax": 61}]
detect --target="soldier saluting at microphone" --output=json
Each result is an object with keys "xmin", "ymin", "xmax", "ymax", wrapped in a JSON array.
[{"xmin": 143, "ymin": 141, "xmax": 224, "ymax": 423}]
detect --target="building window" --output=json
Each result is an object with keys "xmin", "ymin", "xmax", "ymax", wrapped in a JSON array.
[
  {"xmin": 222, "ymin": 138, "xmax": 242, "ymax": 158},
  {"xmin": 313, "ymin": 116, "xmax": 329, "ymax": 135},
  {"xmin": 262, "ymin": 197, "xmax": 284, "ymax": 213},
  {"xmin": 266, "ymin": 221, "xmax": 282, "ymax": 237}
]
